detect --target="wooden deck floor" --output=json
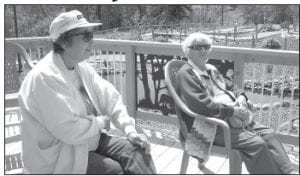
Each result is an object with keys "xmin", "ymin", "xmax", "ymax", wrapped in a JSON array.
[
  {"xmin": 4, "ymin": 109, "xmax": 299, "ymax": 174},
  {"xmin": 5, "ymin": 133, "xmax": 250, "ymax": 174}
]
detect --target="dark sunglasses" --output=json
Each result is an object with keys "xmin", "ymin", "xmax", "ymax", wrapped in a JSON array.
[
  {"xmin": 74, "ymin": 32, "xmax": 94, "ymax": 42},
  {"xmin": 188, "ymin": 44, "xmax": 211, "ymax": 50}
]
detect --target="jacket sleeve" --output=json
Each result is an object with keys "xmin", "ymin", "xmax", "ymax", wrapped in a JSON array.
[
  {"xmin": 234, "ymin": 89, "xmax": 248, "ymax": 101},
  {"xmin": 175, "ymin": 68, "xmax": 234, "ymax": 119},
  {"xmin": 92, "ymin": 72, "xmax": 136, "ymax": 135},
  {"xmin": 31, "ymin": 73, "xmax": 102, "ymax": 145}
]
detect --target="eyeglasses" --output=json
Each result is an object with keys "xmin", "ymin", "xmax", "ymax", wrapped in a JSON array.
[
  {"xmin": 74, "ymin": 32, "xmax": 94, "ymax": 42},
  {"xmin": 188, "ymin": 44, "xmax": 211, "ymax": 50}
]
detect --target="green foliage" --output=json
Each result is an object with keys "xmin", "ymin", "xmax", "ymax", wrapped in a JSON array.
[
  {"xmin": 155, "ymin": 35, "xmax": 169, "ymax": 42},
  {"xmin": 4, "ymin": 5, "xmax": 299, "ymax": 38},
  {"xmin": 280, "ymin": 21, "xmax": 289, "ymax": 29},
  {"xmin": 5, "ymin": 5, "xmax": 64, "ymax": 37},
  {"xmin": 147, "ymin": 5, "xmax": 193, "ymax": 25},
  {"xmin": 240, "ymin": 5, "xmax": 296, "ymax": 25},
  {"xmin": 262, "ymin": 38, "xmax": 281, "ymax": 49}
]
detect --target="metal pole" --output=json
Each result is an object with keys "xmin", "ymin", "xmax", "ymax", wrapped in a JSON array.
[
  {"xmin": 221, "ymin": 5, "xmax": 224, "ymax": 27},
  {"xmin": 13, "ymin": 5, "xmax": 18, "ymax": 38},
  {"xmin": 13, "ymin": 5, "xmax": 23, "ymax": 73}
]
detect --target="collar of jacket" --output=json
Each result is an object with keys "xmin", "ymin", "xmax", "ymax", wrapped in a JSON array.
[{"xmin": 187, "ymin": 59, "xmax": 210, "ymax": 79}]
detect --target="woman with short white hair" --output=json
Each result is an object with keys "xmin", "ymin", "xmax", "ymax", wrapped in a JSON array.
[{"xmin": 175, "ymin": 32, "xmax": 294, "ymax": 174}]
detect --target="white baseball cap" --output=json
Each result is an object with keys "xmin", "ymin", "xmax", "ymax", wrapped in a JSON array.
[{"xmin": 49, "ymin": 10, "xmax": 102, "ymax": 42}]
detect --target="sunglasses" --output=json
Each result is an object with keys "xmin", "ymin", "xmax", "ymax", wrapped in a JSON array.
[
  {"xmin": 74, "ymin": 32, "xmax": 94, "ymax": 42},
  {"xmin": 188, "ymin": 44, "xmax": 211, "ymax": 50}
]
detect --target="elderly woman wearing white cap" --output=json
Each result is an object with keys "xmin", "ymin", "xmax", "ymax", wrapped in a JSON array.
[
  {"xmin": 175, "ymin": 32, "xmax": 295, "ymax": 174},
  {"xmin": 18, "ymin": 10, "xmax": 156, "ymax": 174}
]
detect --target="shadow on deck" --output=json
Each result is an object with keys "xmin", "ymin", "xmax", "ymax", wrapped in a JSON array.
[{"xmin": 4, "ymin": 110, "xmax": 299, "ymax": 174}]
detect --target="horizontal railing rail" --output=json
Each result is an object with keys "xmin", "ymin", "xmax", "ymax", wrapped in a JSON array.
[{"xmin": 5, "ymin": 37, "xmax": 299, "ymax": 145}]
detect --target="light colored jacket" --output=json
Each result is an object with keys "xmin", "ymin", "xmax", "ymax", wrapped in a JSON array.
[{"xmin": 18, "ymin": 51, "xmax": 136, "ymax": 174}]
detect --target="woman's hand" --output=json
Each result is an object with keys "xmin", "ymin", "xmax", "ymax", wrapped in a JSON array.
[
  {"xmin": 128, "ymin": 132, "xmax": 151, "ymax": 154},
  {"xmin": 233, "ymin": 106, "xmax": 251, "ymax": 124},
  {"xmin": 246, "ymin": 100, "xmax": 255, "ymax": 112},
  {"xmin": 94, "ymin": 115, "xmax": 110, "ymax": 130},
  {"xmin": 234, "ymin": 95, "xmax": 247, "ymax": 107}
]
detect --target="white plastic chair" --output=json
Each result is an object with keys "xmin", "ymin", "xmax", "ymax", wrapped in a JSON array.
[{"xmin": 164, "ymin": 60, "xmax": 242, "ymax": 174}]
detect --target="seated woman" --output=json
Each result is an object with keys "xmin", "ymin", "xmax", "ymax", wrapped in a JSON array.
[
  {"xmin": 18, "ymin": 10, "xmax": 156, "ymax": 174},
  {"xmin": 175, "ymin": 32, "xmax": 294, "ymax": 174}
]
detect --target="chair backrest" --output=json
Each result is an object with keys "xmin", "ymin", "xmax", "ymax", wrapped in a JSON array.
[
  {"xmin": 164, "ymin": 60, "xmax": 198, "ymax": 117},
  {"xmin": 5, "ymin": 107, "xmax": 24, "ymax": 173},
  {"xmin": 5, "ymin": 41, "xmax": 34, "ymax": 94}
]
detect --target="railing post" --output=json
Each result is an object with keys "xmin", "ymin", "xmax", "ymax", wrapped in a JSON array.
[
  {"xmin": 284, "ymin": 36, "xmax": 287, "ymax": 50},
  {"xmin": 151, "ymin": 26, "xmax": 154, "ymax": 41},
  {"xmin": 255, "ymin": 24, "xmax": 258, "ymax": 40},
  {"xmin": 213, "ymin": 26, "xmax": 216, "ymax": 41},
  {"xmin": 184, "ymin": 22, "xmax": 187, "ymax": 37},
  {"xmin": 225, "ymin": 33, "xmax": 228, "ymax": 46},
  {"xmin": 233, "ymin": 22, "xmax": 237, "ymax": 41},
  {"xmin": 179, "ymin": 25, "xmax": 182, "ymax": 43},
  {"xmin": 125, "ymin": 46, "xmax": 137, "ymax": 118},
  {"xmin": 252, "ymin": 35, "xmax": 255, "ymax": 48}
]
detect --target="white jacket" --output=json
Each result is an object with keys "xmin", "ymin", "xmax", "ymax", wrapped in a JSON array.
[{"xmin": 18, "ymin": 51, "xmax": 136, "ymax": 174}]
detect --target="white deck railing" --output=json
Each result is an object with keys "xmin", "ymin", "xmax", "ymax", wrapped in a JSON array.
[{"xmin": 6, "ymin": 37, "xmax": 299, "ymax": 145}]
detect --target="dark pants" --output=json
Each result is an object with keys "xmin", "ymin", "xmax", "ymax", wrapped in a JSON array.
[
  {"xmin": 214, "ymin": 121, "xmax": 293, "ymax": 174},
  {"xmin": 86, "ymin": 133, "xmax": 156, "ymax": 174}
]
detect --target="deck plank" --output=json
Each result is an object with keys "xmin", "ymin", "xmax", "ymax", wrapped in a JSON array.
[
  {"xmin": 159, "ymin": 150, "xmax": 184, "ymax": 174},
  {"xmin": 150, "ymin": 140, "xmax": 175, "ymax": 161},
  {"xmin": 186, "ymin": 155, "xmax": 201, "ymax": 174},
  {"xmin": 154, "ymin": 142, "xmax": 182, "ymax": 173},
  {"xmin": 4, "ymin": 109, "xmax": 298, "ymax": 174}
]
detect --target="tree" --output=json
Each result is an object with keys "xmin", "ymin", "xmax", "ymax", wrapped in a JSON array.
[
  {"xmin": 147, "ymin": 5, "xmax": 193, "ymax": 25},
  {"xmin": 138, "ymin": 54, "xmax": 152, "ymax": 107},
  {"xmin": 4, "ymin": 5, "xmax": 14, "ymax": 37},
  {"xmin": 5, "ymin": 5, "xmax": 65, "ymax": 37},
  {"xmin": 238, "ymin": 5, "xmax": 298, "ymax": 25},
  {"xmin": 221, "ymin": 5, "xmax": 239, "ymax": 26},
  {"xmin": 5, "ymin": 5, "xmax": 298, "ymax": 38}
]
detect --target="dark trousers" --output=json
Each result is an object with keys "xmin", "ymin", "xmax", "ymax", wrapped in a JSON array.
[
  {"xmin": 86, "ymin": 133, "xmax": 156, "ymax": 174},
  {"xmin": 214, "ymin": 121, "xmax": 293, "ymax": 174}
]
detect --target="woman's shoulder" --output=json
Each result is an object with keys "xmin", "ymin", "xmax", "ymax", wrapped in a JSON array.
[
  {"xmin": 176, "ymin": 63, "xmax": 200, "ymax": 85},
  {"xmin": 28, "ymin": 53, "xmax": 57, "ymax": 78},
  {"xmin": 177, "ymin": 63, "xmax": 194, "ymax": 76}
]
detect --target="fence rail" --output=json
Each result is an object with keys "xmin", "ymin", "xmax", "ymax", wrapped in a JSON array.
[
  {"xmin": 95, "ymin": 23, "xmax": 298, "ymax": 51},
  {"xmin": 5, "ymin": 37, "xmax": 299, "ymax": 145}
]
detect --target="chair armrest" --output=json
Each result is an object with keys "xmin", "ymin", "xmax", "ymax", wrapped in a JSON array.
[
  {"xmin": 277, "ymin": 117, "xmax": 299, "ymax": 133},
  {"xmin": 190, "ymin": 113, "xmax": 232, "ymax": 155},
  {"xmin": 179, "ymin": 102, "xmax": 232, "ymax": 154},
  {"xmin": 177, "ymin": 98, "xmax": 230, "ymax": 133},
  {"xmin": 6, "ymin": 41, "xmax": 35, "ymax": 69}
]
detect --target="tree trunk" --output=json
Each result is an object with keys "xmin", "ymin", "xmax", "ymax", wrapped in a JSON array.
[
  {"xmin": 13, "ymin": 5, "xmax": 23, "ymax": 73},
  {"xmin": 139, "ymin": 54, "xmax": 152, "ymax": 105},
  {"xmin": 221, "ymin": 5, "xmax": 224, "ymax": 26},
  {"xmin": 39, "ymin": 5, "xmax": 47, "ymax": 17},
  {"xmin": 137, "ymin": 5, "xmax": 143, "ymax": 23},
  {"xmin": 13, "ymin": 5, "xmax": 18, "ymax": 38}
]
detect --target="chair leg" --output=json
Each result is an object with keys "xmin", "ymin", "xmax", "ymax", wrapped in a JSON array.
[
  {"xmin": 229, "ymin": 149, "xmax": 242, "ymax": 174},
  {"xmin": 23, "ymin": 167, "xmax": 30, "ymax": 174},
  {"xmin": 180, "ymin": 151, "xmax": 189, "ymax": 174}
]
